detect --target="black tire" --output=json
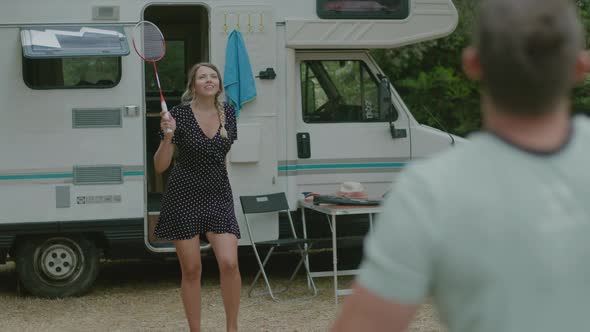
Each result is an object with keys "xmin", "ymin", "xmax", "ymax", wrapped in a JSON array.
[{"xmin": 15, "ymin": 236, "xmax": 99, "ymax": 298}]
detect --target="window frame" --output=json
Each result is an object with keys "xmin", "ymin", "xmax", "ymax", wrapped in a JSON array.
[
  {"xmin": 20, "ymin": 25, "xmax": 129, "ymax": 59},
  {"xmin": 20, "ymin": 24, "xmax": 127, "ymax": 90},
  {"xmin": 316, "ymin": 0, "xmax": 410, "ymax": 20}
]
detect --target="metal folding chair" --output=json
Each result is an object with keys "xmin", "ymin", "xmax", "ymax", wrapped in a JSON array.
[{"xmin": 239, "ymin": 192, "xmax": 318, "ymax": 301}]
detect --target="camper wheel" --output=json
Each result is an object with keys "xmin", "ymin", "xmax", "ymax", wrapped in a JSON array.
[{"xmin": 15, "ymin": 236, "xmax": 99, "ymax": 298}]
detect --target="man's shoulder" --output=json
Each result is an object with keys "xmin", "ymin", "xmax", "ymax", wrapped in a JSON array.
[
  {"xmin": 410, "ymin": 133, "xmax": 489, "ymax": 173},
  {"xmin": 574, "ymin": 114, "xmax": 590, "ymax": 136},
  {"xmin": 400, "ymin": 132, "xmax": 498, "ymax": 195}
]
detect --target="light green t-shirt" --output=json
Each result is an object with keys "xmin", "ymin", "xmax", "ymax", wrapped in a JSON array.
[{"xmin": 358, "ymin": 115, "xmax": 590, "ymax": 332}]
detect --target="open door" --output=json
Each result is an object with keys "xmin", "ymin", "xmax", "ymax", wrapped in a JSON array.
[{"xmin": 144, "ymin": 5, "xmax": 210, "ymax": 251}]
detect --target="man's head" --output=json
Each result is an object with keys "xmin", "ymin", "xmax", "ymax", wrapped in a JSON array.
[{"xmin": 463, "ymin": 0, "xmax": 589, "ymax": 114}]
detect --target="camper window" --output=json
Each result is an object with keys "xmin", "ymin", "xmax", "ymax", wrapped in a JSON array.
[
  {"xmin": 22, "ymin": 57, "xmax": 121, "ymax": 89},
  {"xmin": 301, "ymin": 60, "xmax": 385, "ymax": 123},
  {"xmin": 20, "ymin": 25, "xmax": 129, "ymax": 59},
  {"xmin": 20, "ymin": 25, "xmax": 127, "ymax": 89},
  {"xmin": 317, "ymin": 0, "xmax": 409, "ymax": 19}
]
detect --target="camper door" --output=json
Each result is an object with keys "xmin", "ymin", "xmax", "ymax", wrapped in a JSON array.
[
  {"xmin": 293, "ymin": 52, "xmax": 411, "ymax": 197},
  {"xmin": 212, "ymin": 6, "xmax": 280, "ymax": 246}
]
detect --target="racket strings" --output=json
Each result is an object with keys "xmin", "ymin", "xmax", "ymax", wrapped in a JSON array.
[{"xmin": 136, "ymin": 23, "xmax": 165, "ymax": 61}]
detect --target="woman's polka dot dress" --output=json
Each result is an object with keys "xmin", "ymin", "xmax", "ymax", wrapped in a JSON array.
[{"xmin": 154, "ymin": 102, "xmax": 240, "ymax": 241}]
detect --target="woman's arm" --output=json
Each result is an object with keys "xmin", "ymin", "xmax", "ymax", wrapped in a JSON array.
[
  {"xmin": 154, "ymin": 111, "xmax": 177, "ymax": 174},
  {"xmin": 154, "ymin": 138, "xmax": 175, "ymax": 173}
]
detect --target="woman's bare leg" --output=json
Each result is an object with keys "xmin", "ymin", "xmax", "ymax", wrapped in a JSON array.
[
  {"xmin": 174, "ymin": 236, "xmax": 203, "ymax": 332},
  {"xmin": 207, "ymin": 232, "xmax": 241, "ymax": 332}
]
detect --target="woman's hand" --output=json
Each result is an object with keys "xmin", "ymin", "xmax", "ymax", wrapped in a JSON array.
[
  {"xmin": 160, "ymin": 111, "xmax": 176, "ymax": 140},
  {"xmin": 154, "ymin": 111, "xmax": 176, "ymax": 173}
]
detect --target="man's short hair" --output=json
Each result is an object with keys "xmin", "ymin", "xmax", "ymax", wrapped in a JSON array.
[{"xmin": 475, "ymin": 0, "xmax": 584, "ymax": 114}]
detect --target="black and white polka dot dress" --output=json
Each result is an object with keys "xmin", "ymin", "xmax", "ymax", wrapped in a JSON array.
[{"xmin": 154, "ymin": 103, "xmax": 240, "ymax": 241}]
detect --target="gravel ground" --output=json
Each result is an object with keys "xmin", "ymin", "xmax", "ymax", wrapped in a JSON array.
[{"xmin": 0, "ymin": 255, "xmax": 445, "ymax": 332}]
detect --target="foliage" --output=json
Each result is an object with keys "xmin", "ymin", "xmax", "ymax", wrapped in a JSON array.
[
  {"xmin": 573, "ymin": 0, "xmax": 590, "ymax": 114},
  {"xmin": 371, "ymin": 0, "xmax": 590, "ymax": 137},
  {"xmin": 145, "ymin": 40, "xmax": 186, "ymax": 94},
  {"xmin": 62, "ymin": 57, "xmax": 119, "ymax": 86}
]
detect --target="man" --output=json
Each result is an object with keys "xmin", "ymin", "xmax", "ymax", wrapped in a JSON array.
[{"xmin": 331, "ymin": 0, "xmax": 590, "ymax": 331}]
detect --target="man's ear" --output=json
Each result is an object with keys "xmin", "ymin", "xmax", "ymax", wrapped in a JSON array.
[
  {"xmin": 462, "ymin": 46, "xmax": 482, "ymax": 81},
  {"xmin": 574, "ymin": 50, "xmax": 590, "ymax": 84}
]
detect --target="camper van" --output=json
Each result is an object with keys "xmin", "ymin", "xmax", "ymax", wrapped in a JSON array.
[{"xmin": 0, "ymin": 0, "xmax": 460, "ymax": 297}]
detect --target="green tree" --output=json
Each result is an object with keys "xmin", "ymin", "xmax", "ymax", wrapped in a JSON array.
[{"xmin": 372, "ymin": 0, "xmax": 590, "ymax": 137}]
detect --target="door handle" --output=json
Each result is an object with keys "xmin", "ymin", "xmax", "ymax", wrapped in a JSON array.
[{"xmin": 297, "ymin": 133, "xmax": 311, "ymax": 159}]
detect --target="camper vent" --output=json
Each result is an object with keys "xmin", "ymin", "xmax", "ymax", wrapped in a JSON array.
[
  {"xmin": 73, "ymin": 108, "xmax": 122, "ymax": 128},
  {"xmin": 73, "ymin": 166, "xmax": 123, "ymax": 185},
  {"xmin": 92, "ymin": 6, "xmax": 120, "ymax": 20}
]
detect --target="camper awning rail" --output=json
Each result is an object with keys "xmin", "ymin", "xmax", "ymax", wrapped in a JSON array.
[{"xmin": 20, "ymin": 25, "xmax": 129, "ymax": 58}]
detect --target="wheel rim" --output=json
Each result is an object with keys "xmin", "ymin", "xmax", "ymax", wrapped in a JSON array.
[{"xmin": 34, "ymin": 238, "xmax": 85, "ymax": 285}]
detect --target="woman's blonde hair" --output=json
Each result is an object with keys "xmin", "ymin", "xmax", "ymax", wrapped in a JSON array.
[{"xmin": 181, "ymin": 62, "xmax": 228, "ymax": 138}]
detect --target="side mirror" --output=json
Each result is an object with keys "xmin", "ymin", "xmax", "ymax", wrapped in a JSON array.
[
  {"xmin": 390, "ymin": 123, "xmax": 407, "ymax": 139},
  {"xmin": 379, "ymin": 77, "xmax": 406, "ymax": 139},
  {"xmin": 378, "ymin": 77, "xmax": 395, "ymax": 121}
]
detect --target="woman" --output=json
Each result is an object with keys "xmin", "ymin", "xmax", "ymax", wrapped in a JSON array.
[{"xmin": 153, "ymin": 63, "xmax": 241, "ymax": 332}]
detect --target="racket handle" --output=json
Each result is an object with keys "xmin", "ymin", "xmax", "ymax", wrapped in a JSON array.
[
  {"xmin": 161, "ymin": 101, "xmax": 173, "ymax": 134},
  {"xmin": 161, "ymin": 100, "xmax": 169, "ymax": 114}
]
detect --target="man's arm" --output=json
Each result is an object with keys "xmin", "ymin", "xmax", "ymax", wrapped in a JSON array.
[
  {"xmin": 331, "ymin": 283, "xmax": 418, "ymax": 332},
  {"xmin": 330, "ymin": 166, "xmax": 438, "ymax": 332}
]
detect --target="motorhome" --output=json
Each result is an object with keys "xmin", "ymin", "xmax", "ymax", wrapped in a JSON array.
[{"xmin": 0, "ymin": 0, "xmax": 460, "ymax": 297}]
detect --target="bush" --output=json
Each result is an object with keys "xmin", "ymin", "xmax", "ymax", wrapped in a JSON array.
[{"xmin": 372, "ymin": 0, "xmax": 590, "ymax": 137}]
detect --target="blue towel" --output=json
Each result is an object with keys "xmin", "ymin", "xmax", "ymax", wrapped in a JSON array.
[{"xmin": 223, "ymin": 30, "xmax": 257, "ymax": 118}]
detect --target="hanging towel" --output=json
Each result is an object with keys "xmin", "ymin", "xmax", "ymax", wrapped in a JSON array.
[{"xmin": 223, "ymin": 29, "xmax": 257, "ymax": 118}]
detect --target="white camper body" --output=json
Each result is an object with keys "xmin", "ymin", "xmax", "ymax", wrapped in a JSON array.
[{"xmin": 0, "ymin": 0, "xmax": 459, "ymax": 297}]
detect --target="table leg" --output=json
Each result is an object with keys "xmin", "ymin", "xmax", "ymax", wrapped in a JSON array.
[
  {"xmin": 301, "ymin": 207, "xmax": 312, "ymax": 289},
  {"xmin": 332, "ymin": 214, "xmax": 338, "ymax": 305}
]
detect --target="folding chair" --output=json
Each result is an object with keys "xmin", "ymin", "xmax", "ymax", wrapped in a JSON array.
[{"xmin": 240, "ymin": 192, "xmax": 318, "ymax": 301}]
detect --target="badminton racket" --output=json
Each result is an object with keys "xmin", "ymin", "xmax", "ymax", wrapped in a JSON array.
[{"xmin": 131, "ymin": 21, "xmax": 172, "ymax": 133}]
